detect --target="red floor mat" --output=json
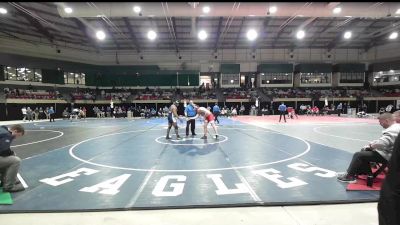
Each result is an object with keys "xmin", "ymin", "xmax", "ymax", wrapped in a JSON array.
[{"xmin": 346, "ymin": 173, "xmax": 385, "ymax": 191}]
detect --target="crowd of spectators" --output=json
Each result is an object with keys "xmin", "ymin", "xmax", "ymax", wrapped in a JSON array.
[
  {"xmin": 134, "ymin": 87, "xmax": 173, "ymax": 100},
  {"xmin": 223, "ymin": 88, "xmax": 258, "ymax": 101},
  {"xmin": 263, "ymin": 87, "xmax": 372, "ymax": 99},
  {"xmin": 5, "ymin": 87, "xmax": 63, "ymax": 100},
  {"xmin": 379, "ymin": 88, "xmax": 400, "ymax": 97},
  {"xmin": 180, "ymin": 88, "xmax": 217, "ymax": 100},
  {"xmin": 3, "ymin": 85, "xmax": 398, "ymax": 105}
]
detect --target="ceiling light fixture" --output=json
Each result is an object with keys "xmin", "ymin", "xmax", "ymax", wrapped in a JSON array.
[
  {"xmin": 389, "ymin": 32, "xmax": 398, "ymax": 39},
  {"xmin": 202, "ymin": 6, "xmax": 210, "ymax": 14},
  {"xmin": 133, "ymin": 6, "xmax": 141, "ymax": 13},
  {"xmin": 333, "ymin": 7, "xmax": 342, "ymax": 14},
  {"xmin": 147, "ymin": 30, "xmax": 157, "ymax": 40},
  {"xmin": 0, "ymin": 7, "xmax": 8, "ymax": 14},
  {"xmin": 296, "ymin": 30, "xmax": 305, "ymax": 39},
  {"xmin": 246, "ymin": 29, "xmax": 258, "ymax": 41},
  {"xmin": 344, "ymin": 31, "xmax": 352, "ymax": 39},
  {"xmin": 64, "ymin": 7, "xmax": 73, "ymax": 14},
  {"xmin": 269, "ymin": 6, "xmax": 277, "ymax": 14},
  {"xmin": 96, "ymin": 30, "xmax": 106, "ymax": 40},
  {"xmin": 396, "ymin": 9, "xmax": 400, "ymax": 14},
  {"xmin": 198, "ymin": 30, "xmax": 208, "ymax": 40}
]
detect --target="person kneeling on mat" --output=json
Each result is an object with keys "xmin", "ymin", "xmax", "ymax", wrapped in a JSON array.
[{"xmin": 0, "ymin": 124, "xmax": 25, "ymax": 192}]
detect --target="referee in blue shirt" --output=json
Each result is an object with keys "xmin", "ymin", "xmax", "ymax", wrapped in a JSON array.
[
  {"xmin": 48, "ymin": 106, "xmax": 55, "ymax": 122},
  {"xmin": 185, "ymin": 100, "xmax": 197, "ymax": 136},
  {"xmin": 278, "ymin": 102, "xmax": 287, "ymax": 122},
  {"xmin": 212, "ymin": 103, "xmax": 220, "ymax": 124}
]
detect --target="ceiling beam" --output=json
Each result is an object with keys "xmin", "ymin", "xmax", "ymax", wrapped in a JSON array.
[
  {"xmin": 363, "ymin": 21, "xmax": 400, "ymax": 51},
  {"xmin": 272, "ymin": 28, "xmax": 286, "ymax": 48},
  {"xmin": 15, "ymin": 10, "xmax": 54, "ymax": 44},
  {"xmin": 233, "ymin": 17, "xmax": 245, "ymax": 49},
  {"xmin": 251, "ymin": 17, "xmax": 273, "ymax": 51},
  {"xmin": 213, "ymin": 17, "xmax": 224, "ymax": 52},
  {"xmin": 326, "ymin": 18, "xmax": 360, "ymax": 50},
  {"xmin": 272, "ymin": 17, "xmax": 317, "ymax": 48},
  {"xmin": 308, "ymin": 18, "xmax": 337, "ymax": 47},
  {"xmin": 363, "ymin": 34, "xmax": 399, "ymax": 52},
  {"xmin": 100, "ymin": 18, "xmax": 120, "ymax": 50},
  {"xmin": 122, "ymin": 17, "xmax": 141, "ymax": 53},
  {"xmin": 73, "ymin": 18, "xmax": 100, "ymax": 52},
  {"xmin": 171, "ymin": 17, "xmax": 180, "ymax": 53},
  {"xmin": 0, "ymin": 29, "xmax": 38, "ymax": 46},
  {"xmin": 335, "ymin": 20, "xmax": 379, "ymax": 50}
]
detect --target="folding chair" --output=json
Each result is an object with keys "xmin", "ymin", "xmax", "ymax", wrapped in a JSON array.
[{"xmin": 366, "ymin": 161, "xmax": 388, "ymax": 187}]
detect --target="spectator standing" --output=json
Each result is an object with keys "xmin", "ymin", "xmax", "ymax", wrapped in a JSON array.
[
  {"xmin": 44, "ymin": 107, "xmax": 50, "ymax": 120},
  {"xmin": 39, "ymin": 107, "xmax": 44, "ymax": 120},
  {"xmin": 21, "ymin": 107, "xmax": 27, "ymax": 121},
  {"xmin": 239, "ymin": 105, "xmax": 245, "ymax": 115},
  {"xmin": 26, "ymin": 107, "xmax": 33, "ymax": 122},
  {"xmin": 34, "ymin": 107, "xmax": 39, "ymax": 121},
  {"xmin": 337, "ymin": 103, "xmax": 343, "ymax": 117}
]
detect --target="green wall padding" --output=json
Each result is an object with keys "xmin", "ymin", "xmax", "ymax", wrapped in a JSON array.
[
  {"xmin": 221, "ymin": 64, "xmax": 240, "ymax": 74},
  {"xmin": 334, "ymin": 64, "xmax": 365, "ymax": 72},
  {"xmin": 42, "ymin": 69, "xmax": 64, "ymax": 84},
  {"xmin": 258, "ymin": 64, "xmax": 293, "ymax": 73},
  {"xmin": 86, "ymin": 72, "xmax": 199, "ymax": 87},
  {"xmin": 295, "ymin": 64, "xmax": 332, "ymax": 73},
  {"xmin": 370, "ymin": 61, "xmax": 400, "ymax": 72}
]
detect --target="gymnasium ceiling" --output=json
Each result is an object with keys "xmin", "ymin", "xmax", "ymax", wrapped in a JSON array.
[{"xmin": 0, "ymin": 2, "xmax": 400, "ymax": 54}]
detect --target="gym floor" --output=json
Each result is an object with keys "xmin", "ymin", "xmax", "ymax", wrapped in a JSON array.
[{"xmin": 0, "ymin": 115, "xmax": 382, "ymax": 224}]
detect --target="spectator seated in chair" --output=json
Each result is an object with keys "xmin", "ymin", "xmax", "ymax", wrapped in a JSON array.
[
  {"xmin": 337, "ymin": 113, "xmax": 400, "ymax": 183},
  {"xmin": 62, "ymin": 109, "xmax": 69, "ymax": 120}
]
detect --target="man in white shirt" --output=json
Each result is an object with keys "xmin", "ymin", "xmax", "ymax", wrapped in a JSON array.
[
  {"xmin": 337, "ymin": 113, "xmax": 400, "ymax": 183},
  {"xmin": 21, "ymin": 107, "xmax": 27, "ymax": 121}
]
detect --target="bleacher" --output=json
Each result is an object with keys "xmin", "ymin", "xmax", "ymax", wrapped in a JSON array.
[
  {"xmin": 263, "ymin": 87, "xmax": 375, "ymax": 99},
  {"xmin": 223, "ymin": 88, "xmax": 257, "ymax": 100},
  {"xmin": 6, "ymin": 89, "xmax": 59, "ymax": 100}
]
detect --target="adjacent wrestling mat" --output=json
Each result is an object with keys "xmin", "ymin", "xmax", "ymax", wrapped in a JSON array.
[{"xmin": 0, "ymin": 116, "xmax": 382, "ymax": 212}]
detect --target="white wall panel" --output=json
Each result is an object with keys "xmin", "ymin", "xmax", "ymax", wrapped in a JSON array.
[{"xmin": 239, "ymin": 62, "xmax": 257, "ymax": 72}]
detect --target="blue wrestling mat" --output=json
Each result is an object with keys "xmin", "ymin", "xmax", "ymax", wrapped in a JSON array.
[{"xmin": 0, "ymin": 117, "xmax": 381, "ymax": 212}]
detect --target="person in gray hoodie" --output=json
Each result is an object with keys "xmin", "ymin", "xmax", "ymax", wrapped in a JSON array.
[
  {"xmin": 0, "ymin": 124, "xmax": 25, "ymax": 192},
  {"xmin": 337, "ymin": 113, "xmax": 400, "ymax": 183}
]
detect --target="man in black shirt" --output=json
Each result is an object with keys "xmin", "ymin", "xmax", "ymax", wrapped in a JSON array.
[{"xmin": 0, "ymin": 124, "xmax": 25, "ymax": 192}]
